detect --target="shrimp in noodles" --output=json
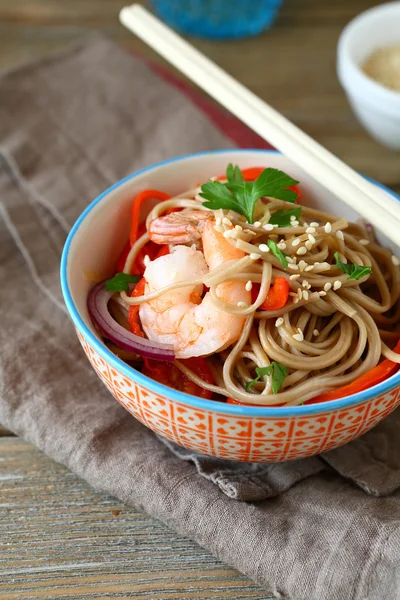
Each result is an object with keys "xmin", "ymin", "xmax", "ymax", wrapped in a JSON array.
[{"xmin": 139, "ymin": 215, "xmax": 251, "ymax": 358}]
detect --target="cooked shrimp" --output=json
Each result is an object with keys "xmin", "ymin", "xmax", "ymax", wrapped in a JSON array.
[
  {"xmin": 148, "ymin": 210, "xmax": 213, "ymax": 244},
  {"xmin": 139, "ymin": 215, "xmax": 251, "ymax": 358}
]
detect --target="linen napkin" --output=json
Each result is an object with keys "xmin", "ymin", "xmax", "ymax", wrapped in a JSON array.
[{"xmin": 1, "ymin": 36, "xmax": 400, "ymax": 600}]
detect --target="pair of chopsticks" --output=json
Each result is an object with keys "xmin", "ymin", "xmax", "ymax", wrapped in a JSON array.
[{"xmin": 120, "ymin": 4, "xmax": 400, "ymax": 247}]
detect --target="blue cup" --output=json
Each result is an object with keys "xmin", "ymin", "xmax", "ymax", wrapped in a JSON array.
[{"xmin": 150, "ymin": 0, "xmax": 284, "ymax": 39}]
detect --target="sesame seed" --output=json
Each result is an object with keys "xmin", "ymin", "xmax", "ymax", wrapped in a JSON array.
[
  {"xmin": 250, "ymin": 253, "xmax": 261, "ymax": 260},
  {"xmin": 216, "ymin": 217, "xmax": 222, "ymax": 226},
  {"xmin": 235, "ymin": 224, "xmax": 243, "ymax": 231},
  {"xmin": 290, "ymin": 215, "xmax": 296, "ymax": 221},
  {"xmin": 302, "ymin": 280, "xmax": 309, "ymax": 288},
  {"xmin": 324, "ymin": 282, "xmax": 332, "ymax": 292},
  {"xmin": 305, "ymin": 240, "xmax": 313, "ymax": 251},
  {"xmin": 237, "ymin": 301, "xmax": 248, "ymax": 308},
  {"xmin": 275, "ymin": 317, "xmax": 284, "ymax": 327},
  {"xmin": 289, "ymin": 292, "xmax": 298, "ymax": 297},
  {"xmin": 288, "ymin": 264, "xmax": 299, "ymax": 270},
  {"xmin": 308, "ymin": 234, "xmax": 316, "ymax": 244},
  {"xmin": 303, "ymin": 222, "xmax": 309, "ymax": 228},
  {"xmin": 277, "ymin": 242, "xmax": 287, "ymax": 250},
  {"xmin": 316, "ymin": 262, "xmax": 331, "ymax": 271},
  {"xmin": 392, "ymin": 255, "xmax": 400, "ymax": 266},
  {"xmin": 310, "ymin": 222, "xmax": 319, "ymax": 228},
  {"xmin": 223, "ymin": 230, "xmax": 232, "ymax": 238},
  {"xmin": 258, "ymin": 243, "xmax": 270, "ymax": 253},
  {"xmin": 263, "ymin": 223, "xmax": 274, "ymax": 231},
  {"xmin": 293, "ymin": 330, "xmax": 304, "ymax": 342},
  {"xmin": 324, "ymin": 222, "xmax": 332, "ymax": 233},
  {"xmin": 253, "ymin": 221, "xmax": 262, "ymax": 228},
  {"xmin": 313, "ymin": 329, "xmax": 320, "ymax": 336},
  {"xmin": 306, "ymin": 227, "xmax": 316, "ymax": 234},
  {"xmin": 297, "ymin": 247, "xmax": 307, "ymax": 255},
  {"xmin": 214, "ymin": 225, "xmax": 224, "ymax": 233},
  {"xmin": 289, "ymin": 274, "xmax": 301, "ymax": 280},
  {"xmin": 297, "ymin": 288, "xmax": 302, "ymax": 299},
  {"xmin": 245, "ymin": 230, "xmax": 257, "ymax": 236},
  {"xmin": 291, "ymin": 220, "xmax": 300, "ymax": 227},
  {"xmin": 245, "ymin": 280, "xmax": 253, "ymax": 292},
  {"xmin": 302, "ymin": 290, "xmax": 309, "ymax": 300},
  {"xmin": 359, "ymin": 238, "xmax": 369, "ymax": 245},
  {"xmin": 292, "ymin": 238, "xmax": 301, "ymax": 247},
  {"xmin": 336, "ymin": 230, "xmax": 344, "ymax": 240},
  {"xmin": 287, "ymin": 256, "xmax": 295, "ymax": 264},
  {"xmin": 293, "ymin": 297, "xmax": 299, "ymax": 304},
  {"xmin": 223, "ymin": 217, "xmax": 232, "ymax": 226},
  {"xmin": 333, "ymin": 280, "xmax": 342, "ymax": 290},
  {"xmin": 319, "ymin": 291, "xmax": 327, "ymax": 297},
  {"xmin": 143, "ymin": 255, "xmax": 151, "ymax": 267},
  {"xmin": 298, "ymin": 260, "xmax": 307, "ymax": 272},
  {"xmin": 304, "ymin": 265, "xmax": 314, "ymax": 272}
]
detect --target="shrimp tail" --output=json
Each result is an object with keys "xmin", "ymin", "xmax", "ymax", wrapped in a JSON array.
[{"xmin": 149, "ymin": 211, "xmax": 213, "ymax": 244}]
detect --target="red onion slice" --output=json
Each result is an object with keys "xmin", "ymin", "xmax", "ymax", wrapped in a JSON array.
[{"xmin": 87, "ymin": 281, "xmax": 175, "ymax": 361}]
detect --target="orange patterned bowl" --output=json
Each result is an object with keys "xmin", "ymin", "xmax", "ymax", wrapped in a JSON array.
[{"xmin": 61, "ymin": 150, "xmax": 400, "ymax": 462}]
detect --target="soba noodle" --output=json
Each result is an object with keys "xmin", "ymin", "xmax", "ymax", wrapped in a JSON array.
[{"xmin": 105, "ymin": 175, "xmax": 400, "ymax": 407}]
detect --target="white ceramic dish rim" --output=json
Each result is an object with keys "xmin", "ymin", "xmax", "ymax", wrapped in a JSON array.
[
  {"xmin": 337, "ymin": 2, "xmax": 400, "ymax": 112},
  {"xmin": 60, "ymin": 149, "xmax": 400, "ymax": 417}
]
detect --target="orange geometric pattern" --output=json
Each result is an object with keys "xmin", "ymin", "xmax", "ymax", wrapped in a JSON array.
[{"xmin": 77, "ymin": 331, "xmax": 400, "ymax": 462}]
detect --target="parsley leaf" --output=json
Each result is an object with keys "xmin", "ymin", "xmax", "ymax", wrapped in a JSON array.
[
  {"xmin": 226, "ymin": 163, "xmax": 244, "ymax": 184},
  {"xmin": 269, "ymin": 207, "xmax": 302, "ymax": 228},
  {"xmin": 267, "ymin": 239, "xmax": 289, "ymax": 269},
  {"xmin": 246, "ymin": 362, "xmax": 288, "ymax": 394},
  {"xmin": 334, "ymin": 252, "xmax": 372, "ymax": 281},
  {"xmin": 105, "ymin": 273, "xmax": 140, "ymax": 292},
  {"xmin": 199, "ymin": 164, "xmax": 299, "ymax": 224},
  {"xmin": 251, "ymin": 168, "xmax": 299, "ymax": 204},
  {"xmin": 199, "ymin": 180, "xmax": 244, "ymax": 215}
]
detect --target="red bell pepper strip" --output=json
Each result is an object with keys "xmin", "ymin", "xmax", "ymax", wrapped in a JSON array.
[
  {"xmin": 261, "ymin": 277, "xmax": 290, "ymax": 311},
  {"xmin": 127, "ymin": 277, "xmax": 146, "ymax": 338},
  {"xmin": 308, "ymin": 340, "xmax": 400, "ymax": 404},
  {"xmin": 130, "ymin": 189, "xmax": 171, "ymax": 246},
  {"xmin": 251, "ymin": 277, "xmax": 290, "ymax": 311},
  {"xmin": 142, "ymin": 356, "xmax": 214, "ymax": 399},
  {"xmin": 115, "ymin": 240, "xmax": 132, "ymax": 273}
]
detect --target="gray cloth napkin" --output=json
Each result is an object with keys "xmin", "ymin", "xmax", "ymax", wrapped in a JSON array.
[{"xmin": 1, "ymin": 36, "xmax": 400, "ymax": 600}]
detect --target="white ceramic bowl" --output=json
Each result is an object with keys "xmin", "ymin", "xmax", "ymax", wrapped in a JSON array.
[
  {"xmin": 337, "ymin": 2, "xmax": 400, "ymax": 150},
  {"xmin": 61, "ymin": 150, "xmax": 400, "ymax": 462}
]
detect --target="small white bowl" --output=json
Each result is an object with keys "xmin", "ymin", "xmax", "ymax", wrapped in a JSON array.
[{"xmin": 337, "ymin": 2, "xmax": 400, "ymax": 151}]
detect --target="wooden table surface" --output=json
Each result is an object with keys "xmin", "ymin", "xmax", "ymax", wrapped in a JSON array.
[{"xmin": 1, "ymin": 1, "xmax": 399, "ymax": 598}]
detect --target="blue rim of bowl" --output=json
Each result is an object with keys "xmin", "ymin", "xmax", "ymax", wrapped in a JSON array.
[{"xmin": 60, "ymin": 149, "xmax": 400, "ymax": 417}]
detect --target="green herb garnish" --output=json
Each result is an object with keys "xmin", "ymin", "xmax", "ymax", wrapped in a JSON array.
[
  {"xmin": 105, "ymin": 273, "xmax": 140, "ymax": 292},
  {"xmin": 334, "ymin": 252, "xmax": 372, "ymax": 281},
  {"xmin": 246, "ymin": 362, "xmax": 288, "ymax": 394},
  {"xmin": 269, "ymin": 207, "xmax": 302, "ymax": 228},
  {"xmin": 267, "ymin": 239, "xmax": 289, "ymax": 269},
  {"xmin": 199, "ymin": 164, "xmax": 299, "ymax": 224}
]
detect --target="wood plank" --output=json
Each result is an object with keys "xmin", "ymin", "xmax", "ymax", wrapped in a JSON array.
[
  {"xmin": 0, "ymin": 438, "xmax": 272, "ymax": 600},
  {"xmin": 0, "ymin": 427, "xmax": 13, "ymax": 436}
]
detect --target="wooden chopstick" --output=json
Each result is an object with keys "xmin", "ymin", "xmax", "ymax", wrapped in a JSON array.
[{"xmin": 120, "ymin": 4, "xmax": 400, "ymax": 247}]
